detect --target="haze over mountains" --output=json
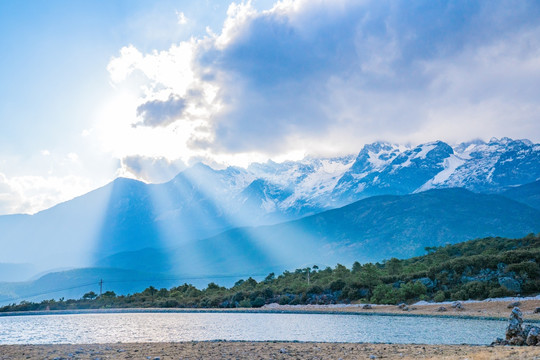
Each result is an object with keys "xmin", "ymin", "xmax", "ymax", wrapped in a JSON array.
[{"xmin": 0, "ymin": 137, "xmax": 539, "ymax": 303}]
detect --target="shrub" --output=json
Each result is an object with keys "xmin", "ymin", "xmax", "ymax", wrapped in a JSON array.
[
  {"xmin": 488, "ymin": 286, "xmax": 514, "ymax": 299},
  {"xmin": 251, "ymin": 297, "xmax": 266, "ymax": 308},
  {"xmin": 371, "ymin": 284, "xmax": 398, "ymax": 304},
  {"xmin": 433, "ymin": 290, "xmax": 446, "ymax": 302},
  {"xmin": 238, "ymin": 299, "xmax": 252, "ymax": 308},
  {"xmin": 278, "ymin": 296, "xmax": 291, "ymax": 305},
  {"xmin": 329, "ymin": 280, "xmax": 346, "ymax": 292},
  {"xmin": 399, "ymin": 281, "xmax": 427, "ymax": 301}
]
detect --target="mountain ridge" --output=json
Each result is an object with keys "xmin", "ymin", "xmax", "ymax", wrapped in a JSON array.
[{"xmin": 0, "ymin": 137, "xmax": 538, "ymax": 279}]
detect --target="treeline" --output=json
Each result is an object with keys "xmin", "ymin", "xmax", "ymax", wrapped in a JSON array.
[{"xmin": 1, "ymin": 233, "xmax": 539, "ymax": 312}]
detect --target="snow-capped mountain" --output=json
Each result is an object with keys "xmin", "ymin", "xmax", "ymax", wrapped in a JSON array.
[
  {"xmin": 0, "ymin": 137, "xmax": 538, "ymax": 273},
  {"xmin": 238, "ymin": 137, "xmax": 539, "ymax": 215}
]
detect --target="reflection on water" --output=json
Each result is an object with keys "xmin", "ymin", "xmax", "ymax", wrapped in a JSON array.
[{"xmin": 0, "ymin": 312, "xmax": 505, "ymax": 345}]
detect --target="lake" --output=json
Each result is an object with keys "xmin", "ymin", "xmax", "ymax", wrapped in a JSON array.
[{"xmin": 0, "ymin": 311, "xmax": 505, "ymax": 345}]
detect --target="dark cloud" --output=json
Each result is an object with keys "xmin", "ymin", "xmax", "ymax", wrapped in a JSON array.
[
  {"xmin": 191, "ymin": 0, "xmax": 540, "ymax": 152},
  {"xmin": 135, "ymin": 95, "xmax": 187, "ymax": 127}
]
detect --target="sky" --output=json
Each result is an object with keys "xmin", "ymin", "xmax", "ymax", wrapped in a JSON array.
[{"xmin": 1, "ymin": 0, "xmax": 540, "ymax": 216}]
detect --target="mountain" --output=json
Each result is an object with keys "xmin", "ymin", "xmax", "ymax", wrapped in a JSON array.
[
  {"xmin": 0, "ymin": 137, "xmax": 538, "ymax": 278},
  {"xmin": 4, "ymin": 187, "xmax": 538, "ymax": 304},
  {"xmin": 94, "ymin": 188, "xmax": 540, "ymax": 279},
  {"xmin": 500, "ymin": 180, "xmax": 540, "ymax": 210},
  {"xmin": 0, "ymin": 267, "xmax": 180, "ymax": 306}
]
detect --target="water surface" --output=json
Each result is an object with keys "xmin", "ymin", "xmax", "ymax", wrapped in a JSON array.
[{"xmin": 0, "ymin": 312, "xmax": 505, "ymax": 345}]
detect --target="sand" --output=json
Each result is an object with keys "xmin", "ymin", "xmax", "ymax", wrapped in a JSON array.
[
  {"xmin": 261, "ymin": 298, "xmax": 540, "ymax": 320},
  {"xmin": 1, "ymin": 342, "xmax": 540, "ymax": 360}
]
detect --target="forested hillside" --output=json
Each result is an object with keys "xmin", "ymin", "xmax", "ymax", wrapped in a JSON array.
[{"xmin": 2, "ymin": 233, "xmax": 538, "ymax": 312}]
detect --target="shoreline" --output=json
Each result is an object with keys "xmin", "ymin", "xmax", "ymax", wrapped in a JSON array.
[
  {"xmin": 1, "ymin": 341, "xmax": 539, "ymax": 360},
  {"xmin": 1, "ymin": 297, "xmax": 539, "ymax": 322},
  {"xmin": 0, "ymin": 306, "xmax": 517, "ymax": 322}
]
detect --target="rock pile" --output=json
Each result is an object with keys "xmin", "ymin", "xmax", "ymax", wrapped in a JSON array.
[{"xmin": 492, "ymin": 307, "xmax": 540, "ymax": 346}]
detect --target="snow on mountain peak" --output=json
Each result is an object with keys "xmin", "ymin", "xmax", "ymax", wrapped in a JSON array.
[{"xmin": 164, "ymin": 137, "xmax": 539, "ymax": 221}]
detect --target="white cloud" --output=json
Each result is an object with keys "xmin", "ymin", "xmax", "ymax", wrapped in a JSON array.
[
  {"xmin": 103, "ymin": 0, "xmax": 540, "ymax": 166},
  {"xmin": 67, "ymin": 152, "xmax": 79, "ymax": 162},
  {"xmin": 176, "ymin": 11, "xmax": 188, "ymax": 25},
  {"xmin": 0, "ymin": 172, "xmax": 96, "ymax": 215}
]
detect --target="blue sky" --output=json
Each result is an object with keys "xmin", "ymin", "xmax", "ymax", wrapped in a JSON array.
[{"xmin": 1, "ymin": 0, "xmax": 540, "ymax": 215}]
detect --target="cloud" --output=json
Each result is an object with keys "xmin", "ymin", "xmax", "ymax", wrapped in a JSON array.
[
  {"xmin": 136, "ymin": 95, "xmax": 188, "ymax": 127},
  {"xmin": 120, "ymin": 155, "xmax": 187, "ymax": 183},
  {"xmin": 107, "ymin": 0, "xmax": 540, "ymax": 161},
  {"xmin": 176, "ymin": 11, "xmax": 188, "ymax": 25},
  {"xmin": 0, "ymin": 172, "xmax": 95, "ymax": 215}
]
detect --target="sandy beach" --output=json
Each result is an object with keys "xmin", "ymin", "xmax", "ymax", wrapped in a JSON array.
[
  {"xmin": 261, "ymin": 297, "xmax": 540, "ymax": 321},
  {"xmin": 1, "ymin": 341, "xmax": 540, "ymax": 360}
]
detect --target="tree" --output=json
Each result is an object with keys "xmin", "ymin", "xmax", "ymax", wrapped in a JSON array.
[
  {"xmin": 264, "ymin": 272, "xmax": 275, "ymax": 282},
  {"xmin": 358, "ymin": 263, "xmax": 382, "ymax": 289},
  {"xmin": 101, "ymin": 291, "xmax": 116, "ymax": 298},
  {"xmin": 385, "ymin": 258, "xmax": 403, "ymax": 275},
  {"xmin": 82, "ymin": 291, "xmax": 97, "ymax": 300}
]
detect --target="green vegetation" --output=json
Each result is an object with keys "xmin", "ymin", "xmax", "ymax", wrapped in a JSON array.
[{"xmin": 1, "ymin": 234, "xmax": 539, "ymax": 312}]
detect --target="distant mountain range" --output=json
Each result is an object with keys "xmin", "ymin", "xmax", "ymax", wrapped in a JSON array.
[
  {"xmin": 0, "ymin": 137, "xmax": 539, "ymax": 303},
  {"xmin": 1, "ymin": 186, "xmax": 539, "ymax": 305},
  {"xmin": 96, "ymin": 187, "xmax": 540, "ymax": 275}
]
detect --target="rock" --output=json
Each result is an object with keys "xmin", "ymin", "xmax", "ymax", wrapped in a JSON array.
[
  {"xmin": 498, "ymin": 277, "xmax": 521, "ymax": 293},
  {"xmin": 369, "ymin": 355, "xmax": 377, "ymax": 359},
  {"xmin": 507, "ymin": 301, "xmax": 521, "ymax": 308},
  {"xmin": 362, "ymin": 304, "xmax": 372, "ymax": 309},
  {"xmin": 526, "ymin": 326, "xmax": 540, "ymax": 346},
  {"xmin": 451, "ymin": 301, "xmax": 463, "ymax": 309},
  {"xmin": 416, "ymin": 277, "xmax": 436, "ymax": 290},
  {"xmin": 279, "ymin": 348, "xmax": 288, "ymax": 354},
  {"xmin": 506, "ymin": 307, "xmax": 524, "ymax": 342},
  {"xmin": 396, "ymin": 302, "xmax": 410, "ymax": 311},
  {"xmin": 509, "ymin": 335, "xmax": 525, "ymax": 346},
  {"xmin": 437, "ymin": 306, "xmax": 447, "ymax": 312},
  {"xmin": 491, "ymin": 337, "xmax": 509, "ymax": 346},
  {"xmin": 534, "ymin": 307, "xmax": 540, "ymax": 314}
]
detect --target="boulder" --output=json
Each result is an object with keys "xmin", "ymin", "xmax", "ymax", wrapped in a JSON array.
[
  {"xmin": 534, "ymin": 307, "xmax": 540, "ymax": 314},
  {"xmin": 451, "ymin": 301, "xmax": 464, "ymax": 310},
  {"xmin": 362, "ymin": 304, "xmax": 373, "ymax": 310},
  {"xmin": 507, "ymin": 301, "xmax": 521, "ymax": 309},
  {"xmin": 525, "ymin": 326, "xmax": 540, "ymax": 346},
  {"xmin": 437, "ymin": 306, "xmax": 447, "ymax": 312},
  {"xmin": 506, "ymin": 307, "xmax": 524, "ymax": 341}
]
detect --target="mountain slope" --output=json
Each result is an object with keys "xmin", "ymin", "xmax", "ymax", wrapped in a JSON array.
[
  {"xmin": 500, "ymin": 180, "xmax": 540, "ymax": 210},
  {"xmin": 0, "ymin": 267, "xmax": 179, "ymax": 306},
  {"xmin": 0, "ymin": 137, "xmax": 538, "ymax": 275},
  {"xmin": 98, "ymin": 188, "xmax": 540, "ymax": 277}
]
